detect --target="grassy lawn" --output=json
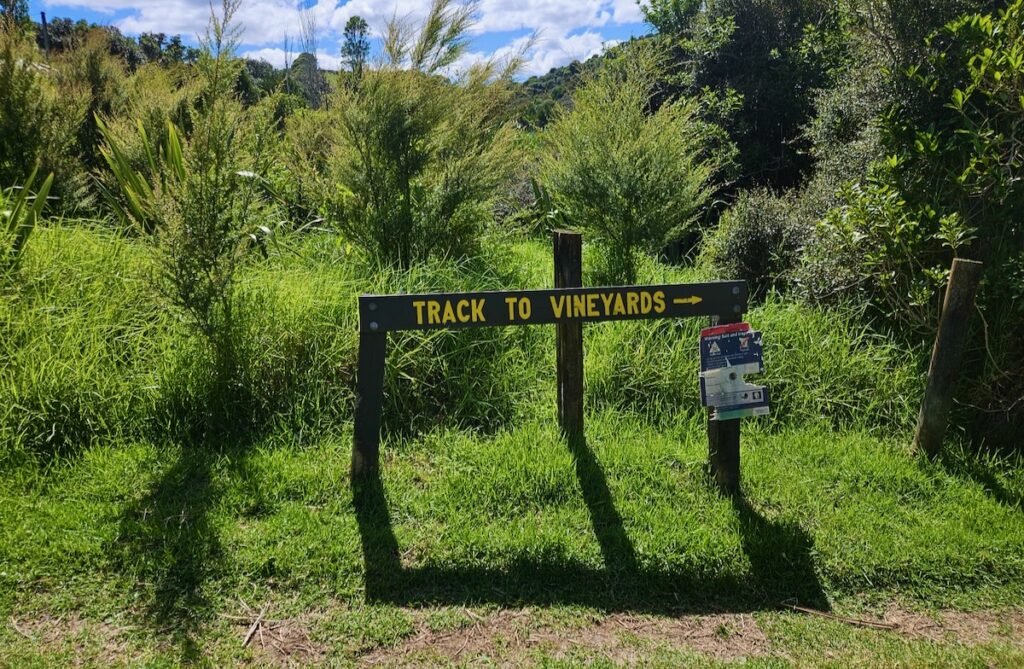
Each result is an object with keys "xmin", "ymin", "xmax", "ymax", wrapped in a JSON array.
[
  {"xmin": 2, "ymin": 228, "xmax": 1023, "ymax": 666},
  {"xmin": 2, "ymin": 416, "xmax": 1023, "ymax": 666}
]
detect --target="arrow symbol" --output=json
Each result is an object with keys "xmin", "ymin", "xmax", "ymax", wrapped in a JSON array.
[{"xmin": 673, "ymin": 296, "xmax": 703, "ymax": 305}]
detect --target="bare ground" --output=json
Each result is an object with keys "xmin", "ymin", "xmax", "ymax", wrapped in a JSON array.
[{"xmin": 7, "ymin": 605, "xmax": 1024, "ymax": 667}]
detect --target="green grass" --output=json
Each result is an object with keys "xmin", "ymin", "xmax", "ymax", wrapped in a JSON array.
[{"xmin": 1, "ymin": 225, "xmax": 1023, "ymax": 666}]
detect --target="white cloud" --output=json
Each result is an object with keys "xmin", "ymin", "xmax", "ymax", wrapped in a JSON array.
[
  {"xmin": 45, "ymin": 0, "xmax": 645, "ymax": 75},
  {"xmin": 241, "ymin": 46, "xmax": 342, "ymax": 71}
]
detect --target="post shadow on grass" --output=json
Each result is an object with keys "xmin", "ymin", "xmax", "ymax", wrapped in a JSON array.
[
  {"xmin": 107, "ymin": 354, "xmax": 267, "ymax": 663},
  {"xmin": 352, "ymin": 442, "xmax": 828, "ymax": 613},
  {"xmin": 566, "ymin": 433, "xmax": 639, "ymax": 575}
]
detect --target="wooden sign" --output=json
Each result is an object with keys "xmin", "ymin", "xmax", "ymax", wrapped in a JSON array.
[
  {"xmin": 352, "ymin": 273, "xmax": 750, "ymax": 491},
  {"xmin": 359, "ymin": 282, "xmax": 747, "ymax": 333}
]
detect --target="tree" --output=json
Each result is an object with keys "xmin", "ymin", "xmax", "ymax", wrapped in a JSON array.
[
  {"xmin": 540, "ymin": 47, "xmax": 728, "ymax": 283},
  {"xmin": 342, "ymin": 15, "xmax": 369, "ymax": 81},
  {"xmin": 138, "ymin": 31, "xmax": 165, "ymax": 63},
  {"xmin": 641, "ymin": 0, "xmax": 701, "ymax": 35},
  {"xmin": 1, "ymin": 0, "xmax": 28, "ymax": 27},
  {"xmin": 331, "ymin": 0, "xmax": 519, "ymax": 268}
]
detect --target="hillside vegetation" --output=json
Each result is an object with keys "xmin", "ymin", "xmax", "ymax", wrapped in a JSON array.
[{"xmin": 1, "ymin": 0, "xmax": 1023, "ymax": 666}]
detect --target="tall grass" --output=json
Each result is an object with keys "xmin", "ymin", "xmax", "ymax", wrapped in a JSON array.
[{"xmin": 1, "ymin": 224, "xmax": 923, "ymax": 467}]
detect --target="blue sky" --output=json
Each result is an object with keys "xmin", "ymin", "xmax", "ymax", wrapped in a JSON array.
[{"xmin": 28, "ymin": 1, "xmax": 652, "ymax": 77}]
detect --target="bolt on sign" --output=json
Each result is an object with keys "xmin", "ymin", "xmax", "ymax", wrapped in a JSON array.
[{"xmin": 351, "ymin": 280, "xmax": 756, "ymax": 489}]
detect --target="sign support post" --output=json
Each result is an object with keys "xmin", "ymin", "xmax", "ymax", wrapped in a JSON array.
[
  {"xmin": 707, "ymin": 313, "xmax": 743, "ymax": 495},
  {"xmin": 554, "ymin": 230, "xmax": 584, "ymax": 441},
  {"xmin": 352, "ymin": 331, "xmax": 386, "ymax": 478}
]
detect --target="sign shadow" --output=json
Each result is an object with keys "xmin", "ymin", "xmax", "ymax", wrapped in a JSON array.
[{"xmin": 352, "ymin": 439, "xmax": 829, "ymax": 614}]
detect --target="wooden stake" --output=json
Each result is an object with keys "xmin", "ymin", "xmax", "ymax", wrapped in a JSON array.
[
  {"xmin": 913, "ymin": 257, "xmax": 984, "ymax": 457},
  {"xmin": 553, "ymin": 230, "xmax": 584, "ymax": 441},
  {"xmin": 352, "ymin": 331, "xmax": 387, "ymax": 477},
  {"xmin": 708, "ymin": 313, "xmax": 743, "ymax": 495}
]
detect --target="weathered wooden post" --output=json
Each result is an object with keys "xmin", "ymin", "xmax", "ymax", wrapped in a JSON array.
[
  {"xmin": 352, "ymin": 329, "xmax": 386, "ymax": 478},
  {"xmin": 913, "ymin": 258, "xmax": 984, "ymax": 457},
  {"xmin": 708, "ymin": 313, "xmax": 743, "ymax": 495},
  {"xmin": 554, "ymin": 230, "xmax": 585, "ymax": 441}
]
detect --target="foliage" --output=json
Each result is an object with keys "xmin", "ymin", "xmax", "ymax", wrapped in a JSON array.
[
  {"xmin": 0, "ymin": 167, "xmax": 52, "ymax": 274},
  {"xmin": 56, "ymin": 29, "xmax": 128, "ymax": 176},
  {"xmin": 272, "ymin": 107, "xmax": 338, "ymax": 225},
  {"xmin": 701, "ymin": 189, "xmax": 807, "ymax": 300},
  {"xmin": 329, "ymin": 0, "xmax": 520, "ymax": 268},
  {"xmin": 97, "ymin": 1, "xmax": 277, "ymax": 375},
  {"xmin": 640, "ymin": 0, "xmax": 701, "ymax": 35},
  {"xmin": 290, "ymin": 52, "xmax": 327, "ymax": 109},
  {"xmin": 0, "ymin": 0, "xmax": 27, "ymax": 26},
  {"xmin": 539, "ymin": 47, "xmax": 725, "ymax": 283},
  {"xmin": 342, "ymin": 15, "xmax": 370, "ymax": 81},
  {"xmin": 0, "ymin": 18, "xmax": 85, "ymax": 207},
  {"xmin": 0, "ymin": 20, "xmax": 52, "ymax": 188},
  {"xmin": 643, "ymin": 0, "xmax": 849, "ymax": 190}
]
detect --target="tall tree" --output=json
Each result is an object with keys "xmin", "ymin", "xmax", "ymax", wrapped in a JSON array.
[{"xmin": 342, "ymin": 15, "xmax": 369, "ymax": 80}]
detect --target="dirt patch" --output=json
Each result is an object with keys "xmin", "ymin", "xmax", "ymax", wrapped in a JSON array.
[
  {"xmin": 359, "ymin": 609, "xmax": 770, "ymax": 667},
  {"xmin": 219, "ymin": 604, "xmax": 327, "ymax": 667},
  {"xmin": 240, "ymin": 617, "xmax": 325, "ymax": 667},
  {"xmin": 360, "ymin": 606, "xmax": 1024, "ymax": 667},
  {"xmin": 881, "ymin": 606, "xmax": 1024, "ymax": 644},
  {"xmin": 8, "ymin": 613, "xmax": 136, "ymax": 665}
]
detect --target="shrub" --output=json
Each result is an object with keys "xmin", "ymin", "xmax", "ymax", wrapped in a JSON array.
[
  {"xmin": 98, "ymin": 0, "xmax": 279, "ymax": 377},
  {"xmin": 328, "ymin": 0, "xmax": 520, "ymax": 269},
  {"xmin": 0, "ymin": 18, "xmax": 84, "ymax": 199},
  {"xmin": 272, "ymin": 107, "xmax": 339, "ymax": 225},
  {"xmin": 1, "ymin": 167, "xmax": 53, "ymax": 275},
  {"xmin": 539, "ymin": 46, "xmax": 725, "ymax": 284},
  {"xmin": 701, "ymin": 190, "xmax": 808, "ymax": 300}
]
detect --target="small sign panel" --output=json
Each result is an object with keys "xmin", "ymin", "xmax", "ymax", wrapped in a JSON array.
[{"xmin": 699, "ymin": 323, "xmax": 770, "ymax": 421}]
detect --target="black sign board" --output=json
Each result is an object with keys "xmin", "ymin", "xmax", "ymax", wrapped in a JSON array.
[{"xmin": 359, "ymin": 282, "xmax": 748, "ymax": 333}]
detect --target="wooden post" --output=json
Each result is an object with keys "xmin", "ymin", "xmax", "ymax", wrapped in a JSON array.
[
  {"xmin": 40, "ymin": 12, "xmax": 51, "ymax": 60},
  {"xmin": 554, "ymin": 230, "xmax": 584, "ymax": 441},
  {"xmin": 352, "ymin": 331, "xmax": 387, "ymax": 478},
  {"xmin": 913, "ymin": 258, "xmax": 984, "ymax": 457},
  {"xmin": 708, "ymin": 313, "xmax": 742, "ymax": 495}
]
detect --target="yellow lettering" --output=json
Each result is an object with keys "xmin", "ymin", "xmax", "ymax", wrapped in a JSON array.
[
  {"xmin": 572, "ymin": 294, "xmax": 586, "ymax": 318},
  {"xmin": 640, "ymin": 291, "xmax": 653, "ymax": 314},
  {"xmin": 457, "ymin": 299, "xmax": 471, "ymax": 323},
  {"xmin": 550, "ymin": 295, "xmax": 566, "ymax": 319},
  {"xmin": 472, "ymin": 299, "xmax": 485, "ymax": 322},
  {"xmin": 627, "ymin": 292, "xmax": 640, "ymax": 315},
  {"xmin": 586, "ymin": 294, "xmax": 599, "ymax": 317},
  {"xmin": 599, "ymin": 293, "xmax": 614, "ymax": 315},
  {"xmin": 613, "ymin": 293, "xmax": 626, "ymax": 316},
  {"xmin": 442, "ymin": 300, "xmax": 457, "ymax": 325},
  {"xmin": 518, "ymin": 297, "xmax": 532, "ymax": 321},
  {"xmin": 653, "ymin": 291, "xmax": 666, "ymax": 314},
  {"xmin": 413, "ymin": 300, "xmax": 426, "ymax": 325},
  {"xmin": 505, "ymin": 296, "xmax": 519, "ymax": 321},
  {"xmin": 427, "ymin": 300, "xmax": 441, "ymax": 324}
]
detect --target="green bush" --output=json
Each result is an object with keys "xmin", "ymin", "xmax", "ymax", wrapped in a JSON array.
[
  {"xmin": 328, "ymin": 0, "xmax": 520, "ymax": 268},
  {"xmin": 97, "ymin": 0, "xmax": 280, "ymax": 381},
  {"xmin": 0, "ymin": 18, "xmax": 84, "ymax": 200},
  {"xmin": 701, "ymin": 190, "xmax": 807, "ymax": 300},
  {"xmin": 539, "ymin": 46, "xmax": 725, "ymax": 284},
  {"xmin": 0, "ymin": 167, "xmax": 52, "ymax": 275}
]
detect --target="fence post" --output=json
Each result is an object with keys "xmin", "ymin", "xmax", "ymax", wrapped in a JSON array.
[
  {"xmin": 913, "ymin": 258, "xmax": 984, "ymax": 457},
  {"xmin": 554, "ymin": 230, "xmax": 584, "ymax": 441},
  {"xmin": 352, "ymin": 331, "xmax": 387, "ymax": 478},
  {"xmin": 708, "ymin": 313, "xmax": 743, "ymax": 495}
]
